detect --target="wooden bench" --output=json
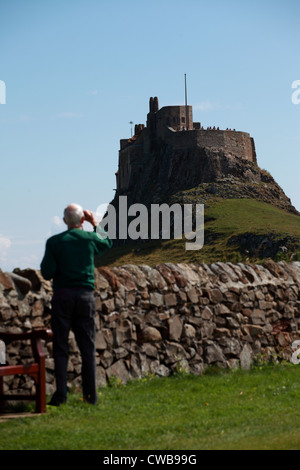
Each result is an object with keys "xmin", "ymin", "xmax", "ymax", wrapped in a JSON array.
[{"xmin": 0, "ymin": 329, "xmax": 53, "ymax": 414}]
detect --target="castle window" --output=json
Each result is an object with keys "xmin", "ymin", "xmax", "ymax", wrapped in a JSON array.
[{"xmin": 181, "ymin": 117, "xmax": 185, "ymax": 123}]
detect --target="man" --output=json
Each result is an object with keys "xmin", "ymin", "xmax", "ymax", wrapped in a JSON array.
[{"xmin": 40, "ymin": 203, "xmax": 112, "ymax": 406}]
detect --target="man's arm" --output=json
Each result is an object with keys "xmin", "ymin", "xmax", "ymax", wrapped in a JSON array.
[
  {"xmin": 40, "ymin": 240, "xmax": 57, "ymax": 280},
  {"xmin": 84, "ymin": 209, "xmax": 113, "ymax": 250},
  {"xmin": 94, "ymin": 224, "xmax": 113, "ymax": 249}
]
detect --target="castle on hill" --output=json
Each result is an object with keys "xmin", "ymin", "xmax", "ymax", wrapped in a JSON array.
[{"xmin": 116, "ymin": 97, "xmax": 257, "ymax": 194}]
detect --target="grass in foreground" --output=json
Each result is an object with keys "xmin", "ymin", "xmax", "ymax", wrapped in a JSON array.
[{"xmin": 1, "ymin": 364, "xmax": 300, "ymax": 450}]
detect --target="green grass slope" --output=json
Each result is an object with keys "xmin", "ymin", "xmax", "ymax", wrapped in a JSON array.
[{"xmin": 98, "ymin": 198, "xmax": 300, "ymax": 267}]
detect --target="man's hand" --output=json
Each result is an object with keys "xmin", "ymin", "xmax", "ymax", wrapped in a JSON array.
[{"xmin": 83, "ymin": 210, "xmax": 98, "ymax": 228}]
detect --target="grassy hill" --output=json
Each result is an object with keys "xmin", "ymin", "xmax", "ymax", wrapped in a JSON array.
[{"xmin": 97, "ymin": 198, "xmax": 300, "ymax": 268}]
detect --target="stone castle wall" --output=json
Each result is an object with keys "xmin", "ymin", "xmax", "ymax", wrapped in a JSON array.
[
  {"xmin": 0, "ymin": 260, "xmax": 299, "ymax": 398},
  {"xmin": 197, "ymin": 130, "xmax": 256, "ymax": 163},
  {"xmin": 158, "ymin": 128, "xmax": 256, "ymax": 162}
]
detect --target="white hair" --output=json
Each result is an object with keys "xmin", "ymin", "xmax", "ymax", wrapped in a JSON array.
[{"xmin": 64, "ymin": 203, "xmax": 84, "ymax": 227}]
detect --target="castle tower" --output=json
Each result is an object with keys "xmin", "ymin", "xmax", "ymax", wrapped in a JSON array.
[
  {"xmin": 147, "ymin": 96, "xmax": 159, "ymax": 135},
  {"xmin": 149, "ymin": 96, "xmax": 159, "ymax": 113}
]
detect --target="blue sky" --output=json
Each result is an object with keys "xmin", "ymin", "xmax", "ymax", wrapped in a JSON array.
[{"xmin": 0, "ymin": 0, "xmax": 299, "ymax": 271}]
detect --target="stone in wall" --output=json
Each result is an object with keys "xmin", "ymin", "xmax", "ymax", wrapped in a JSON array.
[{"xmin": 0, "ymin": 261, "xmax": 299, "ymax": 398}]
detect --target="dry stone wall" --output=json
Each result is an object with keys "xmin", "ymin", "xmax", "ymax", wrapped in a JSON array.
[{"xmin": 0, "ymin": 260, "xmax": 299, "ymax": 398}]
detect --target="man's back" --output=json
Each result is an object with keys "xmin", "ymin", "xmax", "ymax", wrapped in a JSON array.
[{"xmin": 41, "ymin": 227, "xmax": 112, "ymax": 290}]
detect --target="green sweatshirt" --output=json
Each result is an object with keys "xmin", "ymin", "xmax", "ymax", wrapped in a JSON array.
[{"xmin": 40, "ymin": 226, "xmax": 112, "ymax": 290}]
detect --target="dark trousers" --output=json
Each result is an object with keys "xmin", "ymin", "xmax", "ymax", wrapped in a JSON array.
[{"xmin": 51, "ymin": 287, "xmax": 97, "ymax": 405}]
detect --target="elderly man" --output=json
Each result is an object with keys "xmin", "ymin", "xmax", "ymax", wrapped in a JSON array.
[{"xmin": 41, "ymin": 203, "xmax": 112, "ymax": 406}]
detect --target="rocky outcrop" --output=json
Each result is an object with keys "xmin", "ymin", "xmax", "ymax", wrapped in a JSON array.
[
  {"xmin": 0, "ymin": 261, "xmax": 299, "ymax": 397},
  {"xmin": 115, "ymin": 146, "xmax": 298, "ymax": 215}
]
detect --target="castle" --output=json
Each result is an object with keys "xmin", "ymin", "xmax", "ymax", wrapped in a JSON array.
[{"xmin": 116, "ymin": 97, "xmax": 257, "ymax": 193}]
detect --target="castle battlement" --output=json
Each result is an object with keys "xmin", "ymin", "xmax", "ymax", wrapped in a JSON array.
[{"xmin": 116, "ymin": 97, "xmax": 257, "ymax": 193}]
